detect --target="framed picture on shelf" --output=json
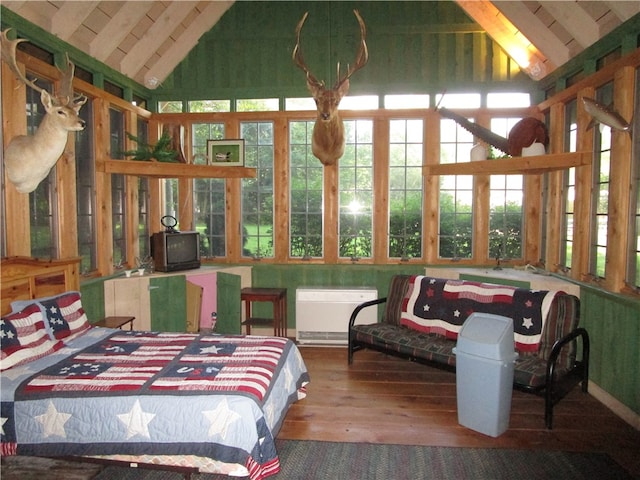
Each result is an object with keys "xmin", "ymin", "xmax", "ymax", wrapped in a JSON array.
[{"xmin": 207, "ymin": 139, "xmax": 245, "ymax": 167}]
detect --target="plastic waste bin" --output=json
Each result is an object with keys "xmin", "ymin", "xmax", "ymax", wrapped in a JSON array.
[{"xmin": 453, "ymin": 313, "xmax": 517, "ymax": 437}]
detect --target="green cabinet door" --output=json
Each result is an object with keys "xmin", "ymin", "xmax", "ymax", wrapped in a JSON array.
[
  {"xmin": 216, "ymin": 272, "xmax": 242, "ymax": 334},
  {"xmin": 149, "ymin": 275, "xmax": 187, "ymax": 331}
]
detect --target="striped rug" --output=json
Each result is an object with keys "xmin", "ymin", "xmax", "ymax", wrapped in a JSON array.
[{"xmin": 85, "ymin": 440, "xmax": 637, "ymax": 479}]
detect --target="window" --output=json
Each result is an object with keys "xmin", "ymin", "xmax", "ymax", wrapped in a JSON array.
[
  {"xmin": 237, "ymin": 99, "xmax": 279, "ymax": 112},
  {"xmin": 487, "ymin": 93, "xmax": 530, "ymax": 108},
  {"xmin": 489, "ymin": 117, "xmax": 524, "ymax": 260},
  {"xmin": 590, "ymin": 83, "xmax": 613, "ymax": 278},
  {"xmin": 628, "ymin": 69, "xmax": 640, "ymax": 289},
  {"xmin": 384, "ymin": 95, "xmax": 429, "ymax": 109},
  {"xmin": 339, "ymin": 119, "xmax": 373, "ymax": 259},
  {"xmin": 290, "ymin": 120, "xmax": 323, "ymax": 258},
  {"xmin": 188, "ymin": 100, "xmax": 230, "ymax": 112},
  {"xmin": 241, "ymin": 121, "xmax": 275, "ymax": 258},
  {"xmin": 136, "ymin": 119, "xmax": 150, "ymax": 261},
  {"xmin": 561, "ymin": 99, "xmax": 578, "ymax": 270},
  {"xmin": 438, "ymin": 118, "xmax": 474, "ymax": 259},
  {"xmin": 389, "ymin": 119, "xmax": 423, "ymax": 259},
  {"xmin": 28, "ymin": 80, "xmax": 58, "ymax": 259},
  {"xmin": 193, "ymin": 123, "xmax": 226, "ymax": 257},
  {"xmin": 158, "ymin": 101, "xmax": 183, "ymax": 113},
  {"xmin": 76, "ymin": 98, "xmax": 97, "ymax": 273},
  {"xmin": 109, "ymin": 108, "xmax": 126, "ymax": 266}
]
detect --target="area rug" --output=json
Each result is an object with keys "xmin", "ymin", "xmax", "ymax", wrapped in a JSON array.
[{"xmin": 88, "ymin": 440, "xmax": 637, "ymax": 480}]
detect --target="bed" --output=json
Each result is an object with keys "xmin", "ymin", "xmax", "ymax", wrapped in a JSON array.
[{"xmin": 1, "ymin": 257, "xmax": 310, "ymax": 480}]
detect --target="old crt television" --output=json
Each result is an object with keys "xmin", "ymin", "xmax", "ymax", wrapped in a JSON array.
[{"xmin": 151, "ymin": 230, "xmax": 201, "ymax": 272}]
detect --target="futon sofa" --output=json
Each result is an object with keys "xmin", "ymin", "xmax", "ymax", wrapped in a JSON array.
[{"xmin": 348, "ymin": 274, "xmax": 589, "ymax": 429}]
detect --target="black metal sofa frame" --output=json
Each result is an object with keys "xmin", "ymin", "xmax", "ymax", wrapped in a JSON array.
[{"xmin": 348, "ymin": 274, "xmax": 590, "ymax": 429}]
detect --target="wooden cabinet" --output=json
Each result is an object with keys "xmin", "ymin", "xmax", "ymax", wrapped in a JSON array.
[{"xmin": 103, "ymin": 266, "xmax": 251, "ymax": 332}]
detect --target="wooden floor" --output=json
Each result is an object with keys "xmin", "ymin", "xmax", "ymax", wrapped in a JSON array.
[{"xmin": 279, "ymin": 346, "xmax": 640, "ymax": 478}]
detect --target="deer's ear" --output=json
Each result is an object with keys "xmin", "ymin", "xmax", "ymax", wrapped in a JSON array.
[
  {"xmin": 337, "ymin": 79, "xmax": 350, "ymax": 98},
  {"xmin": 40, "ymin": 90, "xmax": 53, "ymax": 110}
]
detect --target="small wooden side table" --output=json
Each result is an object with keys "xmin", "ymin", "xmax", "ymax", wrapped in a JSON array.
[
  {"xmin": 240, "ymin": 287, "xmax": 287, "ymax": 338},
  {"xmin": 95, "ymin": 316, "xmax": 135, "ymax": 330}
]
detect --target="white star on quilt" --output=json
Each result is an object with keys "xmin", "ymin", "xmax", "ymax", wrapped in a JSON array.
[
  {"xmin": 522, "ymin": 317, "xmax": 534, "ymax": 329},
  {"xmin": 200, "ymin": 344, "xmax": 224, "ymax": 354},
  {"xmin": 423, "ymin": 304, "xmax": 430, "ymax": 312},
  {"xmin": 117, "ymin": 400, "xmax": 156, "ymax": 439},
  {"xmin": 203, "ymin": 398, "xmax": 241, "ymax": 439},
  {"xmin": 453, "ymin": 309, "xmax": 461, "ymax": 317},
  {"xmin": 1, "ymin": 416, "xmax": 7, "ymax": 436},
  {"xmin": 35, "ymin": 401, "xmax": 71, "ymax": 438}
]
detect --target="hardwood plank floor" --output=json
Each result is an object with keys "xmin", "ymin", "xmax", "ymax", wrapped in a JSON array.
[{"xmin": 279, "ymin": 346, "xmax": 640, "ymax": 478}]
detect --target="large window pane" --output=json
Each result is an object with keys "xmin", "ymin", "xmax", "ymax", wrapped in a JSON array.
[
  {"xmin": 76, "ymin": 98, "xmax": 96, "ymax": 273},
  {"xmin": 290, "ymin": 120, "xmax": 323, "ymax": 258},
  {"xmin": 438, "ymin": 118, "xmax": 474, "ymax": 259},
  {"xmin": 561, "ymin": 99, "xmax": 578, "ymax": 271},
  {"xmin": 241, "ymin": 121, "xmax": 274, "ymax": 258},
  {"xmin": 193, "ymin": 123, "xmax": 226, "ymax": 257},
  {"xmin": 339, "ymin": 119, "xmax": 373, "ymax": 259},
  {"xmin": 389, "ymin": 119, "xmax": 423, "ymax": 259},
  {"xmin": 109, "ymin": 108, "xmax": 126, "ymax": 266}
]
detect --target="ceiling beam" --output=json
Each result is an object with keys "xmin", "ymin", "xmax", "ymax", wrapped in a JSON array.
[
  {"xmin": 605, "ymin": 1, "xmax": 640, "ymax": 21},
  {"xmin": 89, "ymin": 2, "xmax": 152, "ymax": 62},
  {"xmin": 456, "ymin": 1, "xmax": 556, "ymax": 79},
  {"xmin": 50, "ymin": 1, "xmax": 100, "ymax": 41},
  {"xmin": 492, "ymin": 1, "xmax": 570, "ymax": 67},
  {"xmin": 540, "ymin": 1, "xmax": 599, "ymax": 48},
  {"xmin": 120, "ymin": 1, "xmax": 199, "ymax": 79},
  {"xmin": 143, "ymin": 1, "xmax": 234, "ymax": 89}
]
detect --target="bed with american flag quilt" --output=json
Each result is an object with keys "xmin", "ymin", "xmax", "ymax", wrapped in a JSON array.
[{"xmin": 1, "ymin": 327, "xmax": 310, "ymax": 480}]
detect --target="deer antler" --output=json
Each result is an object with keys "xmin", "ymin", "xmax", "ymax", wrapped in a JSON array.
[
  {"xmin": 292, "ymin": 12, "xmax": 325, "ymax": 90},
  {"xmin": 292, "ymin": 10, "xmax": 369, "ymax": 166},
  {"xmin": 1, "ymin": 29, "xmax": 45, "ymax": 95},
  {"xmin": 333, "ymin": 10, "xmax": 368, "ymax": 89}
]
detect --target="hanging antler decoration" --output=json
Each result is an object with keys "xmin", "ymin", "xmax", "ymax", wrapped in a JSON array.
[
  {"xmin": 1, "ymin": 29, "xmax": 87, "ymax": 193},
  {"xmin": 293, "ymin": 9, "xmax": 368, "ymax": 166}
]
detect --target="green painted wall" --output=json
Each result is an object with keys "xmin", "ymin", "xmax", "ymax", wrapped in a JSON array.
[
  {"xmin": 580, "ymin": 286, "xmax": 640, "ymax": 417},
  {"xmin": 155, "ymin": 0, "xmax": 531, "ymax": 103}
]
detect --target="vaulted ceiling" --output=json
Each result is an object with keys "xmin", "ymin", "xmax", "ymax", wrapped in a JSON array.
[{"xmin": 2, "ymin": 1, "xmax": 639, "ymax": 89}]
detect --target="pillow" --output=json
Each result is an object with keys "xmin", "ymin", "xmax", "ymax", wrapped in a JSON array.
[
  {"xmin": 1, "ymin": 304, "xmax": 64, "ymax": 371},
  {"xmin": 12, "ymin": 291, "xmax": 92, "ymax": 341}
]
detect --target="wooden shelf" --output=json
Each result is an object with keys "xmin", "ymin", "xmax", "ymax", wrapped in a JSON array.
[
  {"xmin": 99, "ymin": 159, "xmax": 257, "ymax": 179},
  {"xmin": 424, "ymin": 151, "xmax": 591, "ymax": 176}
]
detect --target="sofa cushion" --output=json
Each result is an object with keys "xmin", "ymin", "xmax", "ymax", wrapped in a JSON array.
[
  {"xmin": 382, "ymin": 274, "xmax": 411, "ymax": 326},
  {"xmin": 352, "ymin": 323, "xmax": 457, "ymax": 367}
]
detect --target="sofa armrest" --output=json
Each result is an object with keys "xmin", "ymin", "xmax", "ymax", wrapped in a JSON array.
[{"xmin": 348, "ymin": 297, "xmax": 387, "ymax": 329}]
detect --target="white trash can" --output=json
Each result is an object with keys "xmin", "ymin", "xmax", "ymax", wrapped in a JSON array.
[{"xmin": 453, "ymin": 313, "xmax": 517, "ymax": 437}]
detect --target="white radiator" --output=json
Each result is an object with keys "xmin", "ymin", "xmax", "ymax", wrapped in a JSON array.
[{"xmin": 296, "ymin": 287, "xmax": 378, "ymax": 345}]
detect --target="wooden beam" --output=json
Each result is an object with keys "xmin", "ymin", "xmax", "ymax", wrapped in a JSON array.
[
  {"xmin": 120, "ymin": 2, "xmax": 198, "ymax": 79},
  {"xmin": 605, "ymin": 1, "xmax": 640, "ymax": 21},
  {"xmin": 89, "ymin": 2, "xmax": 151, "ymax": 62},
  {"xmin": 50, "ymin": 1, "xmax": 99, "ymax": 41},
  {"xmin": 490, "ymin": 1, "xmax": 570, "ymax": 67},
  {"xmin": 100, "ymin": 160, "xmax": 256, "ymax": 179},
  {"xmin": 143, "ymin": 1, "xmax": 234, "ymax": 89},
  {"xmin": 541, "ymin": 2, "xmax": 600, "ymax": 49}
]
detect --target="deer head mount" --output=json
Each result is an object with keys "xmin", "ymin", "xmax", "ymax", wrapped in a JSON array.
[
  {"xmin": 1, "ymin": 29, "xmax": 87, "ymax": 193},
  {"xmin": 293, "ymin": 9, "xmax": 368, "ymax": 166}
]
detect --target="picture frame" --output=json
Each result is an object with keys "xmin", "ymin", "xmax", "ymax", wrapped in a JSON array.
[{"xmin": 207, "ymin": 139, "xmax": 245, "ymax": 167}]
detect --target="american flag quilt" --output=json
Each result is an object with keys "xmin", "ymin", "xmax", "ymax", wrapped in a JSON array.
[
  {"xmin": 1, "ymin": 329, "xmax": 309, "ymax": 480},
  {"xmin": 400, "ymin": 276, "xmax": 560, "ymax": 352}
]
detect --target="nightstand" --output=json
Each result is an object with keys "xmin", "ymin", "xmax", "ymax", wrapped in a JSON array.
[{"xmin": 95, "ymin": 316, "xmax": 135, "ymax": 330}]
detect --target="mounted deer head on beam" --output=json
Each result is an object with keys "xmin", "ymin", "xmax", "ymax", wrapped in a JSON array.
[
  {"xmin": 293, "ymin": 9, "xmax": 368, "ymax": 166},
  {"xmin": 1, "ymin": 29, "xmax": 87, "ymax": 193}
]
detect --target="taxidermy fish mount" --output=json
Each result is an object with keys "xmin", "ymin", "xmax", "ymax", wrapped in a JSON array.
[
  {"xmin": 582, "ymin": 97, "xmax": 633, "ymax": 135},
  {"xmin": 436, "ymin": 107, "xmax": 549, "ymax": 157}
]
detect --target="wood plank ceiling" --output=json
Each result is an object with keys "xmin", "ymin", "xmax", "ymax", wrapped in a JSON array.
[{"xmin": 2, "ymin": 1, "xmax": 639, "ymax": 88}]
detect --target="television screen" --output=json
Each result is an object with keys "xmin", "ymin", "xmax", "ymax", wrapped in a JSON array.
[
  {"xmin": 166, "ymin": 233, "xmax": 199, "ymax": 264},
  {"xmin": 152, "ymin": 231, "xmax": 200, "ymax": 272}
]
